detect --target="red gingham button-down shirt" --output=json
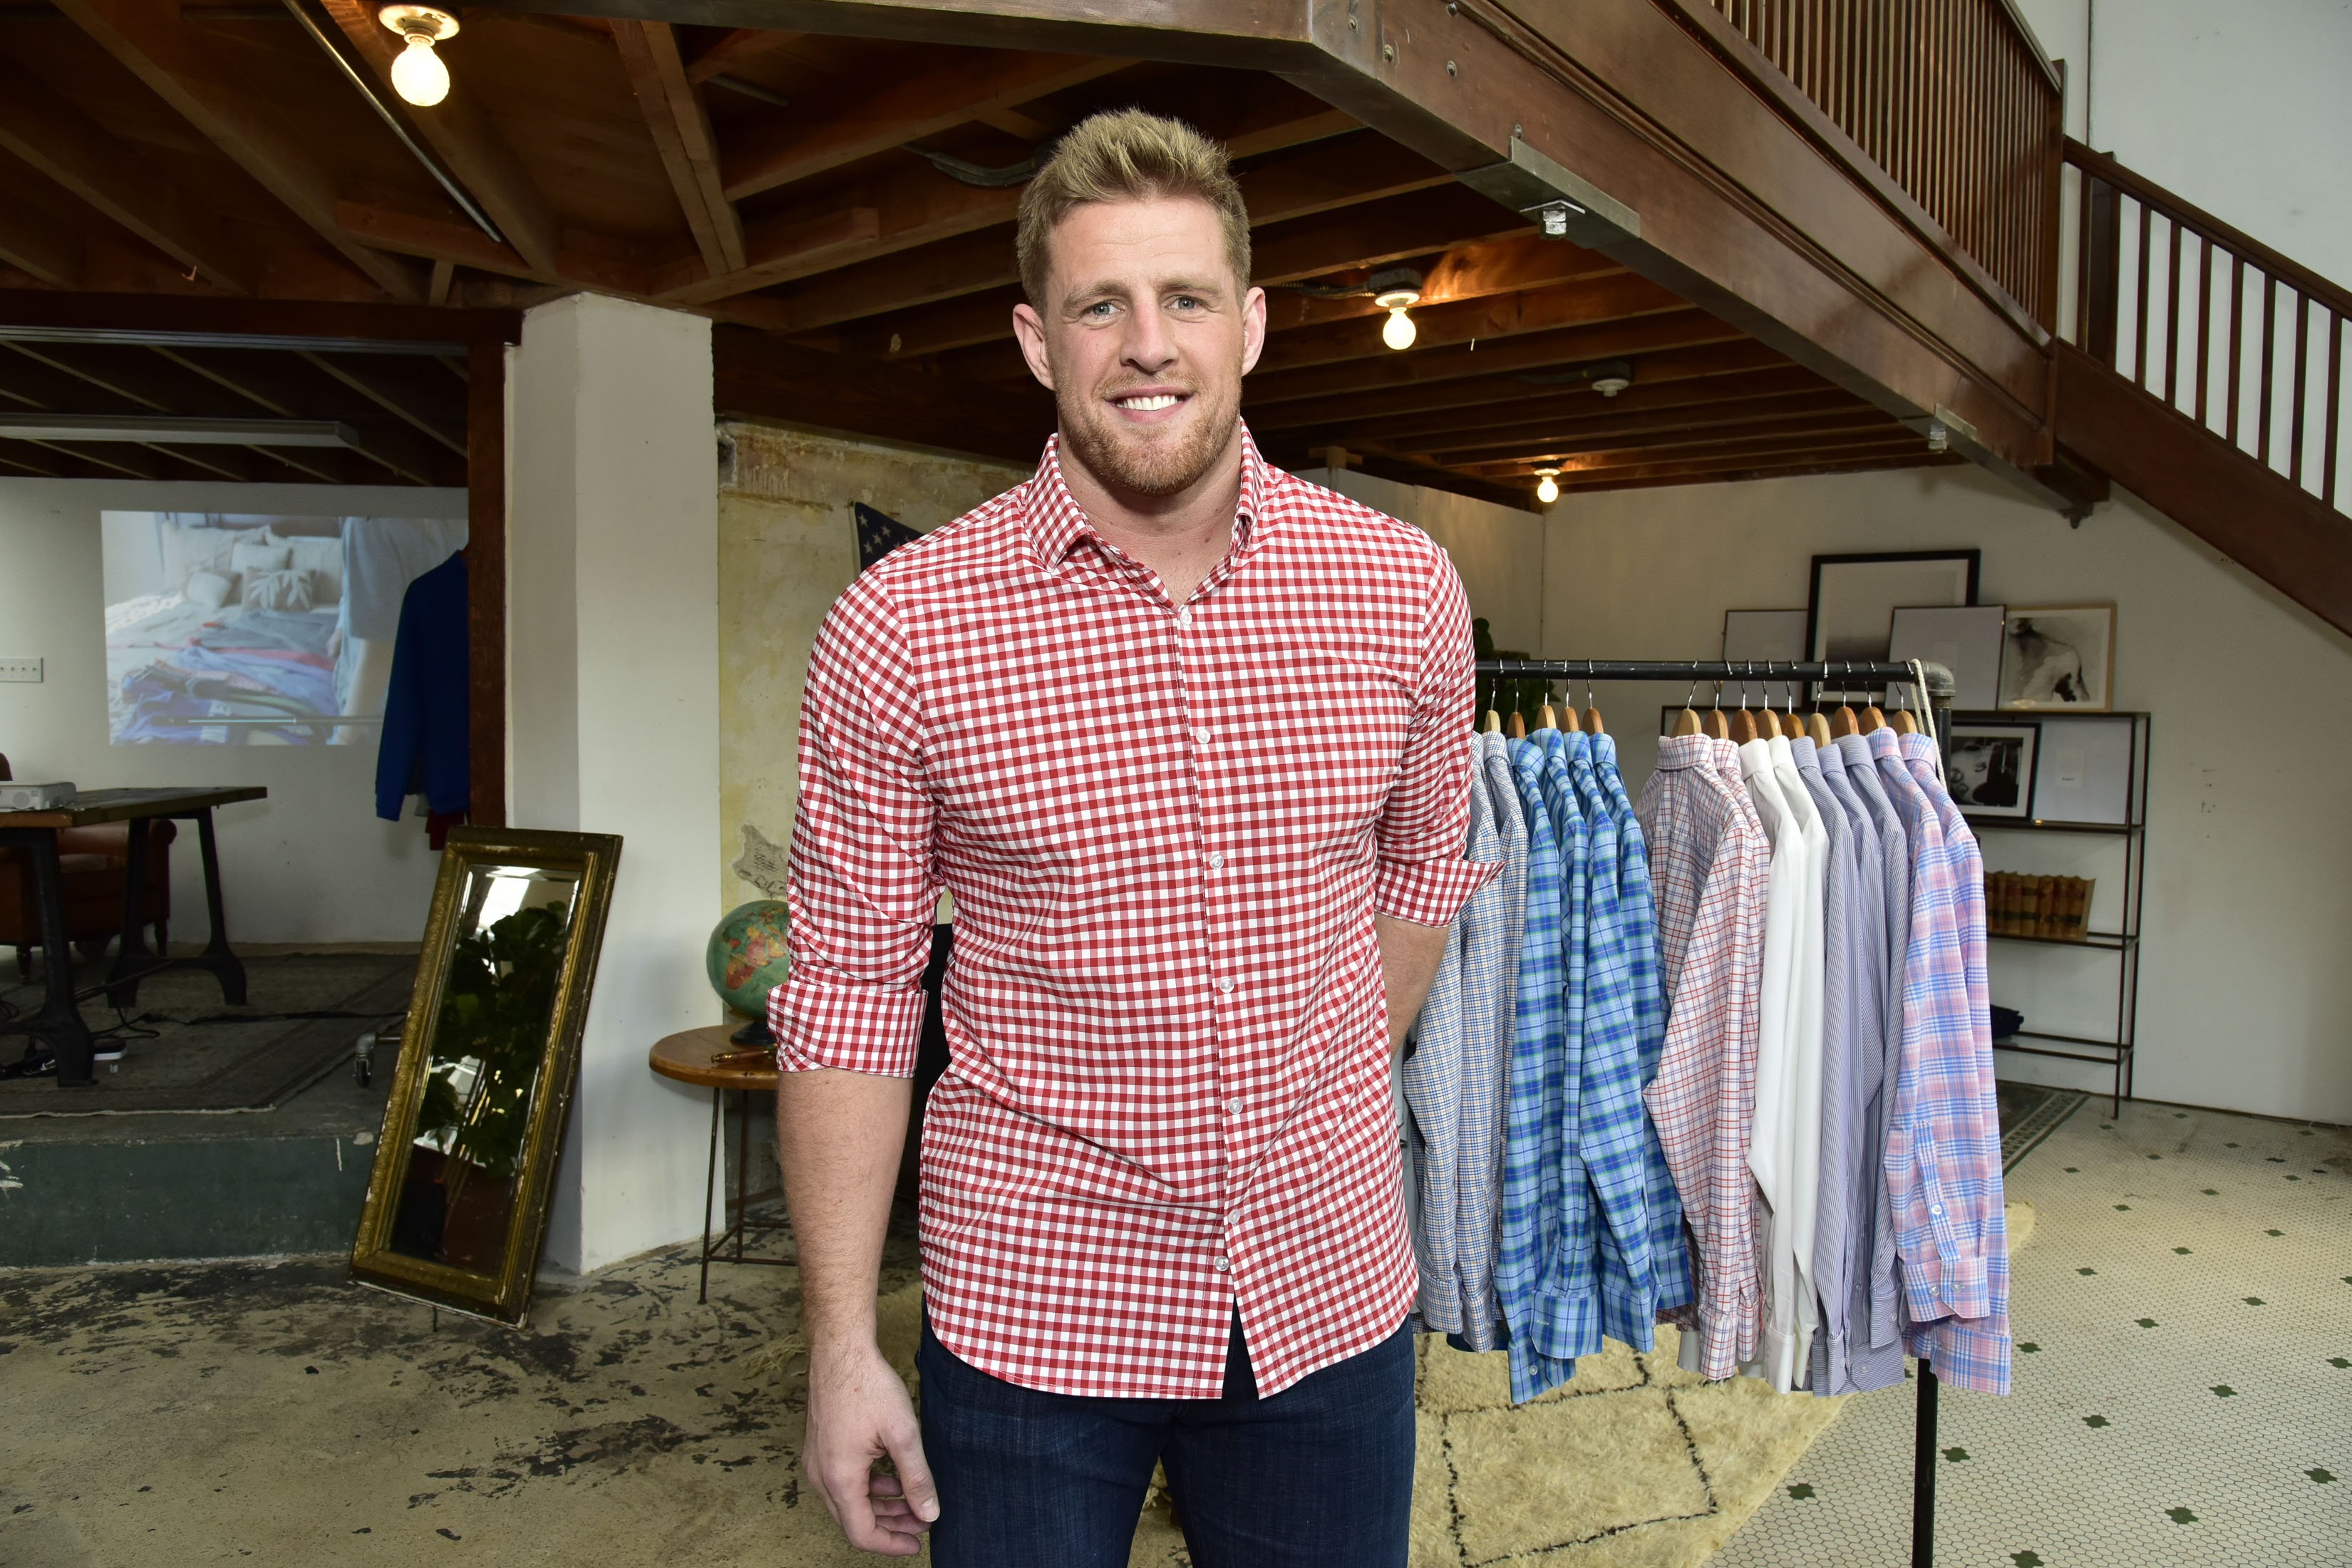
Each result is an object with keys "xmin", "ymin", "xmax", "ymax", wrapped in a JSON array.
[{"xmin": 770, "ymin": 428, "xmax": 1492, "ymax": 1399}]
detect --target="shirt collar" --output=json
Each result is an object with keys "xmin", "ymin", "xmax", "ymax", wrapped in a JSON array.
[
  {"xmin": 1023, "ymin": 422, "xmax": 1271, "ymax": 570},
  {"xmin": 1654, "ymin": 735, "xmax": 1718, "ymax": 770}
]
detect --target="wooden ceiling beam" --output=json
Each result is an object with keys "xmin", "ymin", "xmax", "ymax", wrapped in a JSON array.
[
  {"xmin": 0, "ymin": 200, "xmax": 86, "ymax": 291},
  {"xmin": 0, "ymin": 439, "xmax": 70, "ymax": 477},
  {"xmin": 713, "ymin": 324, "xmax": 1051, "ymax": 466},
  {"xmin": 612, "ymin": 20, "xmax": 747, "ymax": 277},
  {"xmin": 1244, "ymin": 308, "xmax": 1748, "ymax": 412},
  {"xmin": 55, "ymin": 0, "xmax": 423, "ymax": 301},
  {"xmin": 1312, "ymin": 363, "xmax": 1834, "ymax": 448},
  {"xmin": 130, "ymin": 344, "xmax": 460, "ymax": 485},
  {"xmin": 1474, "ymin": 427, "xmax": 1922, "ymax": 478},
  {"xmin": 316, "ymin": 0, "xmax": 563, "ymax": 278},
  {"xmin": 719, "ymin": 51, "xmax": 1128, "ymax": 203},
  {"xmin": 294, "ymin": 350, "xmax": 467, "ymax": 455},
  {"xmin": 1561, "ymin": 451, "xmax": 1959, "ymax": 495},
  {"xmin": 1264, "ymin": 232, "xmax": 1611, "ymax": 332},
  {"xmin": 335, "ymin": 202, "xmax": 653, "ymax": 296},
  {"xmin": 1441, "ymin": 409, "xmax": 1904, "ymax": 470},
  {"xmin": 0, "ymin": 53, "xmax": 252, "ymax": 293},
  {"xmin": 1407, "ymin": 386, "xmax": 1875, "ymax": 459},
  {"xmin": 684, "ymin": 27, "xmax": 802, "ymax": 83},
  {"xmin": 752, "ymin": 128, "xmax": 1484, "ymax": 339},
  {"xmin": 1252, "ymin": 272, "xmax": 1680, "ymax": 378},
  {"xmin": 1250, "ymin": 339, "xmax": 1795, "ymax": 435}
]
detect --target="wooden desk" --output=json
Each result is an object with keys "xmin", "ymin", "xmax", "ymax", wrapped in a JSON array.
[
  {"xmin": 0, "ymin": 785, "xmax": 266, "ymax": 1086},
  {"xmin": 651, "ymin": 1025, "xmax": 790, "ymax": 1301}
]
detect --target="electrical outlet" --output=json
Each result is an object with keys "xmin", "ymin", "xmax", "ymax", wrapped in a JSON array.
[{"xmin": 0, "ymin": 657, "xmax": 42, "ymax": 683}]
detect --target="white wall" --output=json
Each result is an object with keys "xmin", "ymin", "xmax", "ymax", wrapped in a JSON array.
[
  {"xmin": 1293, "ymin": 466, "xmax": 1548, "ymax": 652},
  {"xmin": 0, "ymin": 478, "xmax": 462, "ymax": 945},
  {"xmin": 1541, "ymin": 463, "xmax": 2352, "ymax": 1125},
  {"xmin": 508, "ymin": 295, "xmax": 721, "ymax": 1274}
]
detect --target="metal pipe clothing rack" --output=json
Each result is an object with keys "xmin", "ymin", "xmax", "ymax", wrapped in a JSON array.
[{"xmin": 1474, "ymin": 656, "xmax": 1958, "ymax": 1568}]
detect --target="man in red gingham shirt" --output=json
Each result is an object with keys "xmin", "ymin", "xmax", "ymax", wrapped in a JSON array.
[{"xmin": 770, "ymin": 109, "xmax": 1492, "ymax": 1566}]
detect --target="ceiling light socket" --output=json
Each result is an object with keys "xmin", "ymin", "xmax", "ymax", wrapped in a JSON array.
[
  {"xmin": 1368, "ymin": 267, "xmax": 1424, "ymax": 311},
  {"xmin": 378, "ymin": 4, "xmax": 458, "ymax": 42},
  {"xmin": 1587, "ymin": 359, "xmax": 1634, "ymax": 398}
]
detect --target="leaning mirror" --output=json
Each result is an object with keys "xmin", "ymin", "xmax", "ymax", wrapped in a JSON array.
[{"xmin": 351, "ymin": 827, "xmax": 621, "ymax": 1324}]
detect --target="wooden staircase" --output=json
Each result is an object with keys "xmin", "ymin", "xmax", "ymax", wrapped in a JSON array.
[{"xmin": 2054, "ymin": 141, "xmax": 2352, "ymax": 638}]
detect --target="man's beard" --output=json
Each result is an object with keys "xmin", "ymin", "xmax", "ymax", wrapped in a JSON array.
[{"xmin": 1056, "ymin": 372, "xmax": 1240, "ymax": 497}]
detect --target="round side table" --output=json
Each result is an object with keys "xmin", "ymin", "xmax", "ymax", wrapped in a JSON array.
[{"xmin": 650, "ymin": 1024, "xmax": 793, "ymax": 1303}]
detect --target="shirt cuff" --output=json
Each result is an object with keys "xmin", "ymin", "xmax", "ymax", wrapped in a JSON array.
[
  {"xmin": 1373, "ymin": 857, "xmax": 1500, "ymax": 928},
  {"xmin": 769, "ymin": 968, "xmax": 924, "ymax": 1077}
]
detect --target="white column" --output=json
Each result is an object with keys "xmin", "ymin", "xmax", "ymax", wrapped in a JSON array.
[{"xmin": 507, "ymin": 294, "xmax": 719, "ymax": 1274}]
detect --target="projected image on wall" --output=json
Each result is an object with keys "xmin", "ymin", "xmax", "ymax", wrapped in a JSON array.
[{"xmin": 102, "ymin": 512, "xmax": 467, "ymax": 746}]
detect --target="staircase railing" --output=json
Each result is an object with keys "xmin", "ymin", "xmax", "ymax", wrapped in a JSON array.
[
  {"xmin": 1683, "ymin": 0, "xmax": 2064, "ymax": 326},
  {"xmin": 2065, "ymin": 139, "xmax": 2348, "ymax": 511}
]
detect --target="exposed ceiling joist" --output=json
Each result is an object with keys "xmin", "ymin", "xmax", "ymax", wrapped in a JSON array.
[
  {"xmin": 718, "ymin": 50, "xmax": 1128, "ymax": 203},
  {"xmin": 1408, "ymin": 386, "xmax": 1873, "ymax": 458},
  {"xmin": 294, "ymin": 349, "xmax": 467, "ymax": 454},
  {"xmin": 1562, "ymin": 450, "xmax": 1959, "ymax": 494},
  {"xmin": 316, "ymin": 0, "xmax": 564, "ymax": 277},
  {"xmin": 1482, "ymin": 428, "xmax": 1923, "ymax": 478},
  {"xmin": 612, "ymin": 19, "xmax": 747, "ymax": 277},
  {"xmin": 683, "ymin": 26, "xmax": 801, "ymax": 84},
  {"xmin": 334, "ymin": 202, "xmax": 652, "ymax": 295},
  {"xmin": 1317, "ymin": 362, "xmax": 1831, "ymax": 447},
  {"xmin": 1446, "ymin": 408, "xmax": 1902, "ymax": 468},
  {"xmin": 743, "ymin": 113, "xmax": 1443, "ymax": 334},
  {"xmin": 1252, "ymin": 272, "xmax": 1679, "ymax": 377},
  {"xmin": 0, "ymin": 53, "xmax": 252, "ymax": 292},
  {"xmin": 54, "ymin": 0, "xmax": 423, "ymax": 301}
]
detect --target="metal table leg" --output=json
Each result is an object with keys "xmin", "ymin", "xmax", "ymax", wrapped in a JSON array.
[
  {"xmin": 187, "ymin": 808, "xmax": 247, "ymax": 1005},
  {"xmin": 699, "ymin": 1085, "xmax": 721, "ymax": 1305},
  {"xmin": 107, "ymin": 818, "xmax": 155, "ymax": 1010},
  {"xmin": 0, "ymin": 827, "xmax": 96, "ymax": 1086}
]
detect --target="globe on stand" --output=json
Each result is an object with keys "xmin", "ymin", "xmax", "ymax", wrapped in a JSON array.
[{"xmin": 705, "ymin": 900, "xmax": 790, "ymax": 1046}]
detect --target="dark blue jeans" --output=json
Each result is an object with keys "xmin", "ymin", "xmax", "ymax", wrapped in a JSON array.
[{"xmin": 917, "ymin": 1308, "xmax": 1415, "ymax": 1567}]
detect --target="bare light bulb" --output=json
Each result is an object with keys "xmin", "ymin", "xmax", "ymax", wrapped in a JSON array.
[
  {"xmin": 391, "ymin": 31, "xmax": 450, "ymax": 105},
  {"xmin": 1381, "ymin": 306, "xmax": 1416, "ymax": 351},
  {"xmin": 1535, "ymin": 472, "xmax": 1561, "ymax": 505}
]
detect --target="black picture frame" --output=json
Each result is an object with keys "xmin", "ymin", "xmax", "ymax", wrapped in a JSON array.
[
  {"xmin": 1946, "ymin": 720, "xmax": 2040, "ymax": 820},
  {"xmin": 1805, "ymin": 551, "xmax": 1983, "ymax": 688}
]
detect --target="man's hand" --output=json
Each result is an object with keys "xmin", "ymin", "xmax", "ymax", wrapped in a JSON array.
[{"xmin": 803, "ymin": 1337, "xmax": 938, "ymax": 1554}]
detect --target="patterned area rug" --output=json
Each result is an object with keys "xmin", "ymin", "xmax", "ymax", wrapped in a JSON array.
[{"xmin": 1999, "ymin": 1080, "xmax": 2090, "ymax": 1172}]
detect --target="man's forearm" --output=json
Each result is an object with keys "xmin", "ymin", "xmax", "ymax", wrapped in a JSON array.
[
  {"xmin": 1375, "ymin": 913, "xmax": 1450, "ymax": 1056},
  {"xmin": 775, "ymin": 1068, "xmax": 913, "ymax": 1351}
]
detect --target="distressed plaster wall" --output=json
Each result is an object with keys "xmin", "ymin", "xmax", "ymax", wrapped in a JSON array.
[{"xmin": 715, "ymin": 424, "xmax": 1028, "ymax": 911}]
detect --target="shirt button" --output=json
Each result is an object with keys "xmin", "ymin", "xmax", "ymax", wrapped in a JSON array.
[
  {"xmin": 1175, "ymin": 607, "xmax": 1192, "ymax": 629},
  {"xmin": 1192, "ymin": 727, "xmax": 1212, "ymax": 746},
  {"xmin": 1929, "ymin": 1205, "xmax": 1945, "ymax": 1218},
  {"xmin": 1215, "ymin": 977, "xmax": 1235, "ymax": 995},
  {"xmin": 1207, "ymin": 851, "xmax": 1224, "ymax": 870},
  {"xmin": 1212, "ymin": 1255, "xmax": 1231, "ymax": 1273},
  {"xmin": 1226, "ymin": 1098, "xmax": 1243, "ymax": 1116}
]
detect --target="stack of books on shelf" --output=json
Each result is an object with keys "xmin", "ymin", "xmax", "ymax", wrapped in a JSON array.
[{"xmin": 1987, "ymin": 873, "xmax": 2096, "ymax": 940}]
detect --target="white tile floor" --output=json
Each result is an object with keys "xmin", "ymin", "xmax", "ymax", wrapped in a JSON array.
[{"xmin": 1714, "ymin": 1099, "xmax": 2352, "ymax": 1568}]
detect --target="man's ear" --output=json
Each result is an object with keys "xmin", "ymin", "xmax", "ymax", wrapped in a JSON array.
[
  {"xmin": 1238, "ymin": 284, "xmax": 1268, "ymax": 378},
  {"xmin": 1011, "ymin": 301, "xmax": 1057, "ymax": 391}
]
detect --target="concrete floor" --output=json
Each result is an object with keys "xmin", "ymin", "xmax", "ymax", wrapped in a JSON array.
[{"xmin": 0, "ymin": 1209, "xmax": 921, "ymax": 1567}]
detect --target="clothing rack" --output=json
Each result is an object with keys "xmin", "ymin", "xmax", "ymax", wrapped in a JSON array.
[{"xmin": 1474, "ymin": 656, "xmax": 1957, "ymax": 1568}]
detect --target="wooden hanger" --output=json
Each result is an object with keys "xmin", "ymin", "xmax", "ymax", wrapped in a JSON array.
[
  {"xmin": 1861, "ymin": 695, "xmax": 1887, "ymax": 733},
  {"xmin": 1508, "ymin": 710, "xmax": 1527, "ymax": 739},
  {"xmin": 1482, "ymin": 708, "xmax": 1503, "ymax": 734},
  {"xmin": 1537, "ymin": 698, "xmax": 1559, "ymax": 731},
  {"xmin": 1671, "ymin": 706, "xmax": 1703, "ymax": 737},
  {"xmin": 1890, "ymin": 708, "xmax": 1920, "ymax": 735},
  {"xmin": 1830, "ymin": 693, "xmax": 1860, "ymax": 738},
  {"xmin": 1728, "ymin": 703, "xmax": 1759, "ymax": 744},
  {"xmin": 1703, "ymin": 707, "xmax": 1731, "ymax": 740},
  {"xmin": 1756, "ymin": 706, "xmax": 1781, "ymax": 739},
  {"xmin": 1806, "ymin": 709, "xmax": 1834, "ymax": 747}
]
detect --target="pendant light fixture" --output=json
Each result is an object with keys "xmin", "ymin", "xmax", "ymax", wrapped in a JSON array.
[
  {"xmin": 1535, "ymin": 468, "xmax": 1562, "ymax": 505},
  {"xmin": 1369, "ymin": 267, "xmax": 1423, "ymax": 351},
  {"xmin": 378, "ymin": 4, "xmax": 459, "ymax": 107}
]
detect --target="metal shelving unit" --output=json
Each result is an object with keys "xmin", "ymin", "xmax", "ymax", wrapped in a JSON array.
[{"xmin": 1964, "ymin": 711, "xmax": 2150, "ymax": 1115}]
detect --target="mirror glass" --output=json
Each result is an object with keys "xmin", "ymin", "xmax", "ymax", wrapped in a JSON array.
[{"xmin": 385, "ymin": 864, "xmax": 581, "ymax": 1274}]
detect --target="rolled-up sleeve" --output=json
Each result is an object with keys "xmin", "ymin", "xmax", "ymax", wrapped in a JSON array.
[
  {"xmin": 766, "ymin": 576, "xmax": 940, "ymax": 1076},
  {"xmin": 1371, "ymin": 552, "xmax": 1497, "ymax": 927}
]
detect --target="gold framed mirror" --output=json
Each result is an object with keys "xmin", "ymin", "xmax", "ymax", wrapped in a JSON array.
[{"xmin": 351, "ymin": 826, "xmax": 622, "ymax": 1324}]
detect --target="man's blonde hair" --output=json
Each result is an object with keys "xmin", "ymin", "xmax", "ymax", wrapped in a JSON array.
[{"xmin": 1015, "ymin": 108, "xmax": 1252, "ymax": 308}]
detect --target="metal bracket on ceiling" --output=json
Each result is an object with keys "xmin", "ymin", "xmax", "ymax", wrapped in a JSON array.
[{"xmin": 1458, "ymin": 135, "xmax": 1641, "ymax": 244}]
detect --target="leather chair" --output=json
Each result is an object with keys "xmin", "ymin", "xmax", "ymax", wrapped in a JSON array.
[{"xmin": 0, "ymin": 754, "xmax": 174, "ymax": 981}]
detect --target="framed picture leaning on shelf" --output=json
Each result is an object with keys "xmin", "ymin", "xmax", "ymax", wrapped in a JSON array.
[
  {"xmin": 1999, "ymin": 604, "xmax": 2115, "ymax": 711},
  {"xmin": 1946, "ymin": 720, "xmax": 2038, "ymax": 818}
]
